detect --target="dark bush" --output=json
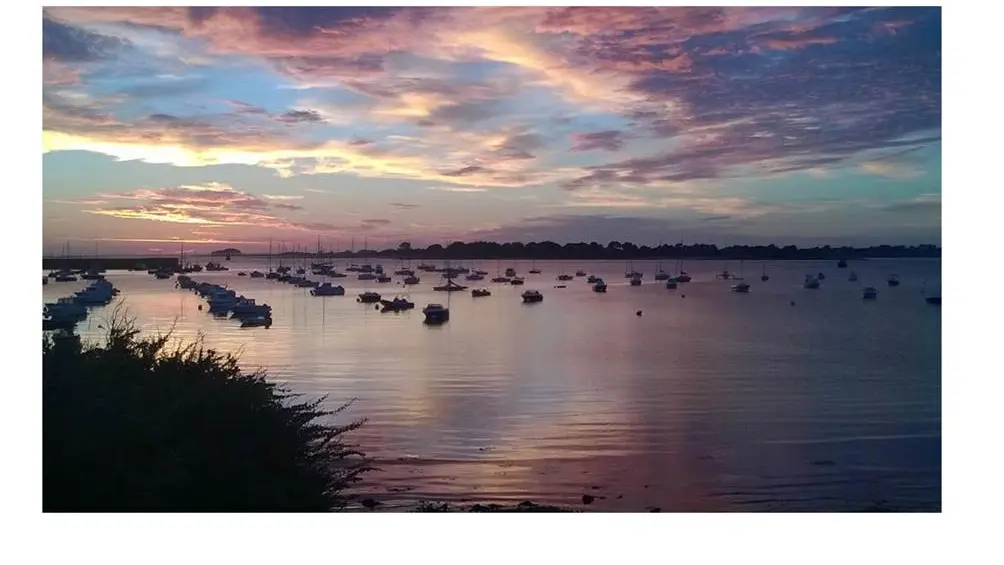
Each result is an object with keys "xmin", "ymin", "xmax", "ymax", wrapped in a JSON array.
[{"xmin": 43, "ymin": 321, "xmax": 369, "ymax": 512}]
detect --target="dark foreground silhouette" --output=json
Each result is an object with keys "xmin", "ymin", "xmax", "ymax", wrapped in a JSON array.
[{"xmin": 43, "ymin": 322, "xmax": 370, "ymax": 512}]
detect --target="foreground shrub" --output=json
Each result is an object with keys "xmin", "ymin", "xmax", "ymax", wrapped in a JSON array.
[{"xmin": 43, "ymin": 322, "xmax": 369, "ymax": 511}]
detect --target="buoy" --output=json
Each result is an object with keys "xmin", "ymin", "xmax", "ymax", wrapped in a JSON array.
[
  {"xmin": 198, "ymin": 305, "xmax": 202, "ymax": 311},
  {"xmin": 790, "ymin": 300, "xmax": 795, "ymax": 306},
  {"xmin": 636, "ymin": 310, "xmax": 642, "ymax": 316},
  {"xmin": 681, "ymin": 294, "xmax": 686, "ymax": 298}
]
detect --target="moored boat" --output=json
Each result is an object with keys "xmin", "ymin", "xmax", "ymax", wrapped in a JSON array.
[
  {"xmin": 521, "ymin": 289, "xmax": 543, "ymax": 303},
  {"xmin": 358, "ymin": 291, "xmax": 382, "ymax": 303},
  {"xmin": 422, "ymin": 303, "xmax": 449, "ymax": 324}
]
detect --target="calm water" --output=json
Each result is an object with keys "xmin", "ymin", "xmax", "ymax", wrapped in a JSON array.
[{"xmin": 44, "ymin": 258, "xmax": 941, "ymax": 511}]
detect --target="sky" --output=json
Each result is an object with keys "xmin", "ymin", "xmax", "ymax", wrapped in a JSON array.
[{"xmin": 42, "ymin": 6, "xmax": 942, "ymax": 255}]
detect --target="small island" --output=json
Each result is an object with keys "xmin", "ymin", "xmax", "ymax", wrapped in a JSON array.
[{"xmin": 209, "ymin": 248, "xmax": 242, "ymax": 258}]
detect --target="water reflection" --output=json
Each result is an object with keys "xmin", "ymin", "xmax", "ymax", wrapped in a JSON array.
[{"xmin": 44, "ymin": 259, "xmax": 941, "ymax": 511}]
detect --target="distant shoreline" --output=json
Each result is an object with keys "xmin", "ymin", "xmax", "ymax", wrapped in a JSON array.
[{"xmin": 46, "ymin": 242, "xmax": 941, "ymax": 264}]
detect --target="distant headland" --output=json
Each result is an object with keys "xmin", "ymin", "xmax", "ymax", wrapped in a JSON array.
[
  {"xmin": 230, "ymin": 241, "xmax": 941, "ymax": 261},
  {"xmin": 209, "ymin": 248, "xmax": 242, "ymax": 257}
]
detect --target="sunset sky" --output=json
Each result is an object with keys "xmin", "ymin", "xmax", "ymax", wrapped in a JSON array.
[{"xmin": 42, "ymin": 6, "xmax": 941, "ymax": 255}]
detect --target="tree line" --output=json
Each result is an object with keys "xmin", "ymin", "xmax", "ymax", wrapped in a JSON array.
[{"xmin": 250, "ymin": 241, "xmax": 941, "ymax": 261}]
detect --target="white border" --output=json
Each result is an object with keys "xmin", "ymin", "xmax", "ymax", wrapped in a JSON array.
[{"xmin": 10, "ymin": 1, "xmax": 994, "ymax": 564}]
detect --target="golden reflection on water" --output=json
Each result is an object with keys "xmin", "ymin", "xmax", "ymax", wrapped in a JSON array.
[{"xmin": 45, "ymin": 259, "xmax": 941, "ymax": 511}]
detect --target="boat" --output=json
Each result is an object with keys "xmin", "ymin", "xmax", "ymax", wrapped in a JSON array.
[
  {"xmin": 921, "ymin": 281, "xmax": 941, "ymax": 305},
  {"xmin": 528, "ymin": 260, "xmax": 541, "ymax": 275},
  {"xmin": 505, "ymin": 267, "xmax": 517, "ymax": 277},
  {"xmin": 205, "ymin": 261, "xmax": 228, "ymax": 272},
  {"xmin": 240, "ymin": 315, "xmax": 272, "ymax": 328},
  {"xmin": 491, "ymin": 276, "xmax": 510, "ymax": 283},
  {"xmin": 465, "ymin": 272, "xmax": 485, "ymax": 281},
  {"xmin": 43, "ymin": 317, "xmax": 77, "ymax": 331},
  {"xmin": 837, "ymin": 258, "xmax": 848, "ymax": 269},
  {"xmin": 42, "ymin": 276, "xmax": 48, "ymax": 285},
  {"xmin": 862, "ymin": 287, "xmax": 878, "ymax": 300},
  {"xmin": 296, "ymin": 279, "xmax": 317, "ymax": 288},
  {"xmin": 510, "ymin": 277, "xmax": 525, "ymax": 285},
  {"xmin": 731, "ymin": 281, "xmax": 750, "ymax": 293},
  {"xmin": 380, "ymin": 297, "xmax": 415, "ymax": 312},
  {"xmin": 54, "ymin": 272, "xmax": 78, "ymax": 282},
  {"xmin": 556, "ymin": 273, "xmax": 573, "ymax": 281},
  {"xmin": 377, "ymin": 274, "xmax": 392, "ymax": 283},
  {"xmin": 848, "ymin": 270, "xmax": 858, "ymax": 282},
  {"xmin": 587, "ymin": 275, "xmax": 599, "ymax": 283},
  {"xmin": 593, "ymin": 279, "xmax": 607, "ymax": 293},
  {"xmin": 472, "ymin": 288, "xmax": 491, "ymax": 298},
  {"xmin": 237, "ymin": 271, "xmax": 248, "ymax": 277},
  {"xmin": 521, "ymin": 289, "xmax": 543, "ymax": 303},
  {"xmin": 887, "ymin": 274, "xmax": 901, "ymax": 287},
  {"xmin": 629, "ymin": 274, "xmax": 642, "ymax": 286},
  {"xmin": 715, "ymin": 269, "xmax": 732, "ymax": 280},
  {"xmin": 433, "ymin": 280, "xmax": 468, "ymax": 292},
  {"xmin": 358, "ymin": 291, "xmax": 382, "ymax": 303},
  {"xmin": 803, "ymin": 274, "xmax": 820, "ymax": 289},
  {"xmin": 575, "ymin": 269, "xmax": 587, "ymax": 277},
  {"xmin": 654, "ymin": 254, "xmax": 669, "ymax": 280},
  {"xmin": 674, "ymin": 254, "xmax": 692, "ymax": 282},
  {"xmin": 357, "ymin": 272, "xmax": 377, "ymax": 281},
  {"xmin": 248, "ymin": 270, "xmax": 263, "ymax": 278},
  {"xmin": 665, "ymin": 279, "xmax": 678, "ymax": 289},
  {"xmin": 423, "ymin": 303, "xmax": 450, "ymax": 324},
  {"xmin": 817, "ymin": 272, "xmax": 826, "ymax": 280},
  {"xmin": 311, "ymin": 282, "xmax": 345, "ymax": 296},
  {"xmin": 760, "ymin": 265, "xmax": 769, "ymax": 282},
  {"xmin": 154, "ymin": 270, "xmax": 172, "ymax": 280},
  {"xmin": 80, "ymin": 269, "xmax": 105, "ymax": 280},
  {"xmin": 403, "ymin": 275, "xmax": 420, "ymax": 285}
]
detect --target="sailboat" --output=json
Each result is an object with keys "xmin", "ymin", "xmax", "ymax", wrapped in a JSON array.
[
  {"xmin": 491, "ymin": 259, "xmax": 510, "ymax": 283},
  {"xmin": 529, "ymin": 259, "xmax": 541, "ymax": 274},
  {"xmin": 760, "ymin": 264, "xmax": 770, "ymax": 282},
  {"xmin": 624, "ymin": 259, "xmax": 642, "ymax": 279},
  {"xmin": 731, "ymin": 260, "xmax": 750, "ymax": 292},
  {"xmin": 654, "ymin": 259, "xmax": 669, "ymax": 280},
  {"xmin": 675, "ymin": 249, "xmax": 692, "ymax": 283},
  {"xmin": 654, "ymin": 241, "xmax": 669, "ymax": 280}
]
